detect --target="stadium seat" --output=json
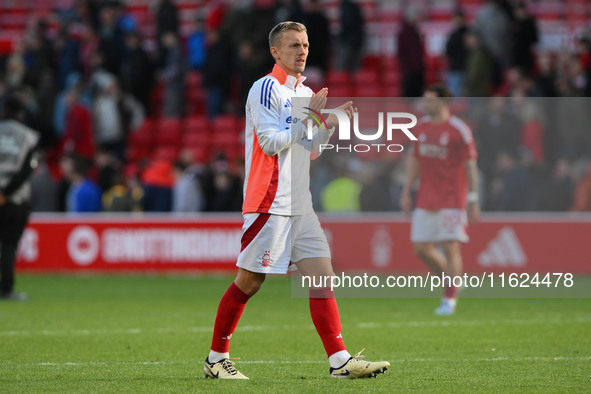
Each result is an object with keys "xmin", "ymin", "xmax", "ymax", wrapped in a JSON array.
[
  {"xmin": 238, "ymin": 117, "xmax": 246, "ymax": 132},
  {"xmin": 157, "ymin": 117, "xmax": 183, "ymax": 133},
  {"xmin": 211, "ymin": 115, "xmax": 239, "ymax": 134},
  {"xmin": 133, "ymin": 10, "xmax": 154, "ymax": 25},
  {"xmin": 355, "ymin": 69, "xmax": 380, "ymax": 85},
  {"xmin": 326, "ymin": 71, "xmax": 351, "ymax": 88},
  {"xmin": 183, "ymin": 132, "xmax": 210, "ymax": 148},
  {"xmin": 534, "ymin": 1, "xmax": 564, "ymax": 21},
  {"xmin": 326, "ymin": 85, "xmax": 355, "ymax": 98},
  {"xmin": 356, "ymin": 83, "xmax": 383, "ymax": 97},
  {"xmin": 128, "ymin": 120, "xmax": 155, "ymax": 147},
  {"xmin": 126, "ymin": 145, "xmax": 152, "ymax": 163},
  {"xmin": 426, "ymin": 71, "xmax": 441, "ymax": 85},
  {"xmin": 361, "ymin": 56, "xmax": 381, "ymax": 72},
  {"xmin": 426, "ymin": 56, "xmax": 443, "ymax": 72},
  {"xmin": 379, "ymin": 11, "xmax": 402, "ymax": 24},
  {"xmin": 155, "ymin": 118, "xmax": 183, "ymax": 146},
  {"xmin": 184, "ymin": 116, "xmax": 209, "ymax": 135},
  {"xmin": 152, "ymin": 146, "xmax": 179, "ymax": 162},
  {"xmin": 429, "ymin": 10, "xmax": 454, "ymax": 22},
  {"xmin": 211, "ymin": 115, "xmax": 241, "ymax": 151},
  {"xmin": 211, "ymin": 131, "xmax": 240, "ymax": 148},
  {"xmin": 128, "ymin": 131, "xmax": 154, "ymax": 148},
  {"xmin": 565, "ymin": 1, "xmax": 587, "ymax": 24},
  {"xmin": 185, "ymin": 146, "xmax": 210, "ymax": 163},
  {"xmin": 381, "ymin": 57, "xmax": 400, "ymax": 73},
  {"xmin": 384, "ymin": 71, "xmax": 401, "ymax": 86},
  {"xmin": 1, "ymin": 12, "xmax": 28, "ymax": 30}
]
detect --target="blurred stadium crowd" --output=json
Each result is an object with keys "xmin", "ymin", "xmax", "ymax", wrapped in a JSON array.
[{"xmin": 0, "ymin": 0, "xmax": 591, "ymax": 213}]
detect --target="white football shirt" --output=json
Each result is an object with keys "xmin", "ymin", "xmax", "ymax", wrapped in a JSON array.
[{"xmin": 243, "ymin": 64, "xmax": 334, "ymax": 216}]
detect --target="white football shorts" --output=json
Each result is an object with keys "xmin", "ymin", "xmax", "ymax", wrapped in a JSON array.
[
  {"xmin": 236, "ymin": 212, "xmax": 331, "ymax": 274},
  {"xmin": 411, "ymin": 208, "xmax": 469, "ymax": 243}
]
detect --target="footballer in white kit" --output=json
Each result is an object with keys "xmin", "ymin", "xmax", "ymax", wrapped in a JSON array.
[
  {"xmin": 204, "ymin": 21, "xmax": 390, "ymax": 380},
  {"xmin": 237, "ymin": 62, "xmax": 332, "ymax": 274}
]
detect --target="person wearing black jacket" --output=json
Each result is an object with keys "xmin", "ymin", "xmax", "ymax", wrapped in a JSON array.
[
  {"xmin": 0, "ymin": 97, "xmax": 39, "ymax": 301},
  {"xmin": 304, "ymin": 0, "xmax": 330, "ymax": 73},
  {"xmin": 512, "ymin": 2, "xmax": 538, "ymax": 76},
  {"xmin": 120, "ymin": 31, "xmax": 154, "ymax": 113},
  {"xmin": 202, "ymin": 29, "xmax": 234, "ymax": 119},
  {"xmin": 155, "ymin": 0, "xmax": 179, "ymax": 41},
  {"xmin": 445, "ymin": 10, "xmax": 469, "ymax": 97},
  {"xmin": 336, "ymin": 0, "xmax": 365, "ymax": 72}
]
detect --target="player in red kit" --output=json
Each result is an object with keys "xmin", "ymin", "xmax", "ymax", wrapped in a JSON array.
[{"xmin": 401, "ymin": 85, "xmax": 480, "ymax": 315}]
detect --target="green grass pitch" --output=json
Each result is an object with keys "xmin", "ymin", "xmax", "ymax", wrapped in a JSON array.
[{"xmin": 1, "ymin": 275, "xmax": 589, "ymax": 392}]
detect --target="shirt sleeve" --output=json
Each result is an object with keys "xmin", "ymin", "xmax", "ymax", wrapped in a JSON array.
[
  {"xmin": 252, "ymin": 78, "xmax": 308, "ymax": 156},
  {"xmin": 458, "ymin": 132, "xmax": 477, "ymax": 162},
  {"xmin": 453, "ymin": 120, "xmax": 478, "ymax": 162},
  {"xmin": 410, "ymin": 122, "xmax": 423, "ymax": 158},
  {"xmin": 307, "ymin": 124, "xmax": 335, "ymax": 160}
]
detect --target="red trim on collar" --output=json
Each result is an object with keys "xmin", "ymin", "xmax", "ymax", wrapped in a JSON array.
[{"xmin": 269, "ymin": 64, "xmax": 289, "ymax": 85}]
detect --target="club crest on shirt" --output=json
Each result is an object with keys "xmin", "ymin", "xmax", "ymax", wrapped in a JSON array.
[{"xmin": 439, "ymin": 132, "xmax": 449, "ymax": 146}]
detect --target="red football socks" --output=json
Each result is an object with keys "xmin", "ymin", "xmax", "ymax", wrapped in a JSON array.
[
  {"xmin": 444, "ymin": 285, "xmax": 459, "ymax": 299},
  {"xmin": 210, "ymin": 282, "xmax": 250, "ymax": 353},
  {"xmin": 309, "ymin": 288, "xmax": 347, "ymax": 357}
]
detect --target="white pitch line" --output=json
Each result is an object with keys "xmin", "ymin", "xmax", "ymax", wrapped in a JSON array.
[
  {"xmin": 1, "ymin": 356, "xmax": 590, "ymax": 368},
  {"xmin": 0, "ymin": 328, "xmax": 148, "ymax": 336},
  {"xmin": 241, "ymin": 356, "xmax": 591, "ymax": 364},
  {"xmin": 1, "ymin": 317, "xmax": 590, "ymax": 337},
  {"xmin": 358, "ymin": 316, "xmax": 591, "ymax": 329}
]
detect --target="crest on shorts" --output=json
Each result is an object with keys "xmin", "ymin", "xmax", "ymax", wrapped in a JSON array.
[
  {"xmin": 261, "ymin": 251, "xmax": 272, "ymax": 268},
  {"xmin": 442, "ymin": 212, "xmax": 460, "ymax": 233}
]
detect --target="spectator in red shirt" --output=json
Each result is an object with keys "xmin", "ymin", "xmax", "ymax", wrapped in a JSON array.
[
  {"xmin": 141, "ymin": 159, "xmax": 175, "ymax": 212},
  {"xmin": 61, "ymin": 87, "xmax": 95, "ymax": 162},
  {"xmin": 518, "ymin": 98, "xmax": 545, "ymax": 163}
]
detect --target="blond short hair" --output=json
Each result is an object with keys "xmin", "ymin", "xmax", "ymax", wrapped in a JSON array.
[{"xmin": 268, "ymin": 21, "xmax": 307, "ymax": 48}]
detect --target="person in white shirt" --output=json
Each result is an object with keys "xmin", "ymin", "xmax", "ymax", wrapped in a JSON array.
[{"xmin": 203, "ymin": 21, "xmax": 390, "ymax": 380}]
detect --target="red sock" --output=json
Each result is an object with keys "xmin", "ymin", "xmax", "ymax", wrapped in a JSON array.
[
  {"xmin": 444, "ymin": 286, "xmax": 459, "ymax": 299},
  {"xmin": 309, "ymin": 288, "xmax": 347, "ymax": 357},
  {"xmin": 210, "ymin": 282, "xmax": 250, "ymax": 353}
]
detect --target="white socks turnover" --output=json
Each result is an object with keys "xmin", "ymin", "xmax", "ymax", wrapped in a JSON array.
[
  {"xmin": 329, "ymin": 350, "xmax": 352, "ymax": 369},
  {"xmin": 208, "ymin": 350, "xmax": 229, "ymax": 363}
]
